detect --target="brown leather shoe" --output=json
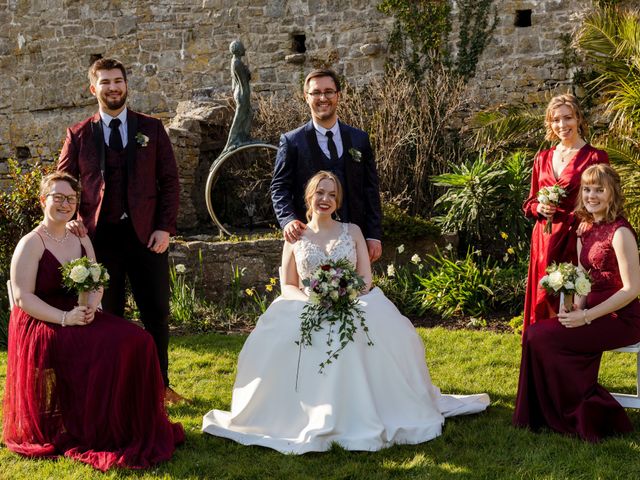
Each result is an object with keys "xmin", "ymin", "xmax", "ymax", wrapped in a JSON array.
[{"xmin": 165, "ymin": 386, "xmax": 189, "ymax": 405}]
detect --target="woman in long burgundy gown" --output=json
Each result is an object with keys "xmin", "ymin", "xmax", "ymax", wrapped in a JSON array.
[
  {"xmin": 3, "ymin": 172, "xmax": 184, "ymax": 471},
  {"xmin": 514, "ymin": 164, "xmax": 640, "ymax": 441},
  {"xmin": 522, "ymin": 94, "xmax": 608, "ymax": 332}
]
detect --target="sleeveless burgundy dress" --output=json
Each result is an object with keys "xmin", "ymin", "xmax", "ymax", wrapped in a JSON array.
[
  {"xmin": 3, "ymin": 244, "xmax": 184, "ymax": 471},
  {"xmin": 514, "ymin": 217, "xmax": 640, "ymax": 441}
]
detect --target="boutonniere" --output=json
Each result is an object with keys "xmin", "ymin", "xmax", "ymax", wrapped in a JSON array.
[
  {"xmin": 135, "ymin": 132, "xmax": 149, "ymax": 147},
  {"xmin": 348, "ymin": 147, "xmax": 362, "ymax": 162}
]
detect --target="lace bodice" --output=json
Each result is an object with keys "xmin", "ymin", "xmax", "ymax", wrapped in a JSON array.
[
  {"xmin": 293, "ymin": 223, "xmax": 357, "ymax": 280},
  {"xmin": 580, "ymin": 217, "xmax": 636, "ymax": 293}
]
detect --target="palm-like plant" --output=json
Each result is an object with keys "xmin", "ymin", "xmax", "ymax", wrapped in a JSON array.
[
  {"xmin": 575, "ymin": 5, "xmax": 640, "ymax": 225},
  {"xmin": 469, "ymin": 104, "xmax": 547, "ymax": 156},
  {"xmin": 575, "ymin": 6, "xmax": 640, "ymax": 129},
  {"xmin": 431, "ymin": 151, "xmax": 531, "ymax": 254}
]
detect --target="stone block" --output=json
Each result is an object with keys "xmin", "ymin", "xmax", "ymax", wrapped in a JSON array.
[
  {"xmin": 359, "ymin": 43, "xmax": 380, "ymax": 56},
  {"xmin": 93, "ymin": 20, "xmax": 115, "ymax": 38},
  {"xmin": 116, "ymin": 16, "xmax": 138, "ymax": 36}
]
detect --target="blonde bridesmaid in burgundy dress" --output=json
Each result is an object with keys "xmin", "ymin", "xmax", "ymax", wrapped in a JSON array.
[{"xmin": 522, "ymin": 94, "xmax": 608, "ymax": 333}]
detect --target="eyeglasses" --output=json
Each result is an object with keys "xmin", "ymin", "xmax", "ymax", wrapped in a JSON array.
[
  {"xmin": 306, "ymin": 90, "xmax": 338, "ymax": 99},
  {"xmin": 47, "ymin": 193, "xmax": 79, "ymax": 205}
]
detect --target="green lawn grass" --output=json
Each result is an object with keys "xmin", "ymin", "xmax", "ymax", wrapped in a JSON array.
[{"xmin": 1, "ymin": 328, "xmax": 640, "ymax": 479}]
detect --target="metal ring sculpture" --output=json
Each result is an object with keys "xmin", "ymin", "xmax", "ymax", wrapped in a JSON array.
[{"xmin": 205, "ymin": 142, "xmax": 278, "ymax": 236}]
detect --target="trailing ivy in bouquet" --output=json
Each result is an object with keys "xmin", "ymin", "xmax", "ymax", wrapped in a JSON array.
[
  {"xmin": 539, "ymin": 262, "xmax": 591, "ymax": 312},
  {"xmin": 60, "ymin": 257, "xmax": 110, "ymax": 306},
  {"xmin": 295, "ymin": 258, "xmax": 373, "ymax": 388}
]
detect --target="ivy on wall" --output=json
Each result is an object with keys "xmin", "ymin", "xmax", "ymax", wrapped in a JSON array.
[
  {"xmin": 378, "ymin": 0, "xmax": 498, "ymax": 82},
  {"xmin": 455, "ymin": 0, "xmax": 498, "ymax": 80}
]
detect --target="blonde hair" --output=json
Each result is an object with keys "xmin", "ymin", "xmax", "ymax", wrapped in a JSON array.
[
  {"xmin": 544, "ymin": 93, "xmax": 589, "ymax": 142},
  {"xmin": 575, "ymin": 164, "xmax": 625, "ymax": 223},
  {"xmin": 304, "ymin": 171, "xmax": 343, "ymax": 221}
]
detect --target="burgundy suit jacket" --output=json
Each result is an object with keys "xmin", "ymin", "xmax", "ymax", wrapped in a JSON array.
[{"xmin": 58, "ymin": 110, "xmax": 179, "ymax": 245}]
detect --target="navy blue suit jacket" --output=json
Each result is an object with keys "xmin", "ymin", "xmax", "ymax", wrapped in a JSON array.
[{"xmin": 271, "ymin": 120, "xmax": 382, "ymax": 240}]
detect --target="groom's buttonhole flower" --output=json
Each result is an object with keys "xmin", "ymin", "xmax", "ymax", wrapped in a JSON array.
[
  {"xmin": 135, "ymin": 132, "xmax": 150, "ymax": 147},
  {"xmin": 348, "ymin": 147, "xmax": 362, "ymax": 162}
]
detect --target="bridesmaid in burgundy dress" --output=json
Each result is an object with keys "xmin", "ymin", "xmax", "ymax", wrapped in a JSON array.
[
  {"xmin": 522, "ymin": 94, "xmax": 608, "ymax": 332},
  {"xmin": 514, "ymin": 164, "xmax": 640, "ymax": 441},
  {"xmin": 3, "ymin": 172, "xmax": 184, "ymax": 471}
]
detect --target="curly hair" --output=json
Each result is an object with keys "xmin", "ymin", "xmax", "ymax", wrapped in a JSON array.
[
  {"xmin": 544, "ymin": 93, "xmax": 589, "ymax": 142},
  {"xmin": 575, "ymin": 164, "xmax": 625, "ymax": 223},
  {"xmin": 88, "ymin": 58, "xmax": 127, "ymax": 85}
]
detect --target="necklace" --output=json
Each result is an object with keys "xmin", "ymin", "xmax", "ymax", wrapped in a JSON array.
[
  {"xmin": 40, "ymin": 224, "xmax": 69, "ymax": 244},
  {"xmin": 556, "ymin": 143, "xmax": 584, "ymax": 163}
]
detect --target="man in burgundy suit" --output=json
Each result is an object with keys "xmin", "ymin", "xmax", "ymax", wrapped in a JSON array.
[{"xmin": 58, "ymin": 58, "xmax": 183, "ymax": 403}]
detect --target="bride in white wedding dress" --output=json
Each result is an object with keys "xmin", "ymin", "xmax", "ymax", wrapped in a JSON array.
[{"xmin": 202, "ymin": 171, "xmax": 489, "ymax": 453}]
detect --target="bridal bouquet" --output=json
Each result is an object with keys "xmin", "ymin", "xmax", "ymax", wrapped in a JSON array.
[
  {"xmin": 296, "ymin": 259, "xmax": 372, "ymax": 387},
  {"xmin": 539, "ymin": 262, "xmax": 591, "ymax": 312},
  {"xmin": 60, "ymin": 256, "xmax": 110, "ymax": 306},
  {"xmin": 537, "ymin": 184, "xmax": 566, "ymax": 234}
]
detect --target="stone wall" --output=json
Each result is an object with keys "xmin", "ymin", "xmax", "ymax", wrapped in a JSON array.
[
  {"xmin": 1, "ymin": 0, "xmax": 392, "ymax": 166},
  {"xmin": 169, "ymin": 233, "xmax": 453, "ymax": 301},
  {"xmin": 1, "ymin": 0, "xmax": 598, "ymax": 183},
  {"xmin": 463, "ymin": 0, "xmax": 593, "ymax": 107}
]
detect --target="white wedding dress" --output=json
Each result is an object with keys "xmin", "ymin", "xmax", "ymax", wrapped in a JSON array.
[{"xmin": 202, "ymin": 223, "xmax": 489, "ymax": 453}]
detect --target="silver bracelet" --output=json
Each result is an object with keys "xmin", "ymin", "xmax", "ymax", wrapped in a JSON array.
[
  {"xmin": 583, "ymin": 308, "xmax": 591, "ymax": 325},
  {"xmin": 61, "ymin": 311, "xmax": 67, "ymax": 327}
]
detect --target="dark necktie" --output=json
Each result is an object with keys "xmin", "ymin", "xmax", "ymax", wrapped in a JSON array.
[
  {"xmin": 109, "ymin": 118, "xmax": 124, "ymax": 152},
  {"xmin": 326, "ymin": 130, "xmax": 339, "ymax": 162}
]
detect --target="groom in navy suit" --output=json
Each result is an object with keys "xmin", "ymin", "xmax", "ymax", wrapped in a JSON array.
[{"xmin": 271, "ymin": 69, "xmax": 383, "ymax": 260}]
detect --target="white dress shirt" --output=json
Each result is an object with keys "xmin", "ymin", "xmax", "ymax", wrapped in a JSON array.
[
  {"xmin": 312, "ymin": 120, "xmax": 343, "ymax": 159},
  {"xmin": 100, "ymin": 108, "xmax": 128, "ymax": 148}
]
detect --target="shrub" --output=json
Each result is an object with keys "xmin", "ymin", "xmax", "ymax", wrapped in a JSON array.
[
  {"xmin": 381, "ymin": 203, "xmax": 440, "ymax": 241},
  {"xmin": 0, "ymin": 160, "xmax": 54, "ymax": 281},
  {"xmin": 375, "ymin": 247, "xmax": 429, "ymax": 317},
  {"xmin": 431, "ymin": 151, "xmax": 531, "ymax": 256},
  {"xmin": 415, "ymin": 248, "xmax": 498, "ymax": 319}
]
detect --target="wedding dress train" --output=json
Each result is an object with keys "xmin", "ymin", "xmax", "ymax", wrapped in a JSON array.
[{"xmin": 202, "ymin": 224, "xmax": 489, "ymax": 453}]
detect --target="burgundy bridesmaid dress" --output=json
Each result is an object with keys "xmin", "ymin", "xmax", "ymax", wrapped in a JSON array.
[
  {"xmin": 514, "ymin": 217, "xmax": 640, "ymax": 441},
  {"xmin": 522, "ymin": 144, "xmax": 608, "ymax": 333},
  {"xmin": 3, "ymin": 247, "xmax": 184, "ymax": 471}
]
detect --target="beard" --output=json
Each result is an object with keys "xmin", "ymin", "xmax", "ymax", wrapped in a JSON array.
[{"xmin": 100, "ymin": 90, "xmax": 128, "ymax": 111}]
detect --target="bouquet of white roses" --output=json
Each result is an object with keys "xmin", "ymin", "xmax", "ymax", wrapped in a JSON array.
[
  {"xmin": 296, "ymin": 258, "xmax": 372, "ymax": 388},
  {"xmin": 60, "ymin": 256, "xmax": 110, "ymax": 305},
  {"xmin": 537, "ymin": 184, "xmax": 566, "ymax": 234},
  {"xmin": 540, "ymin": 262, "xmax": 591, "ymax": 311}
]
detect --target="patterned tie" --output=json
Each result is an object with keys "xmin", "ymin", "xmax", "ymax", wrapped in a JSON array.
[
  {"xmin": 109, "ymin": 118, "xmax": 124, "ymax": 152},
  {"xmin": 326, "ymin": 130, "xmax": 339, "ymax": 162}
]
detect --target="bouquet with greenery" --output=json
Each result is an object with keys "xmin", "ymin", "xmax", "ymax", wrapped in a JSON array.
[
  {"xmin": 537, "ymin": 184, "xmax": 566, "ymax": 234},
  {"xmin": 296, "ymin": 259, "xmax": 372, "ymax": 388},
  {"xmin": 540, "ymin": 262, "xmax": 591, "ymax": 311},
  {"xmin": 60, "ymin": 256, "xmax": 110, "ymax": 305}
]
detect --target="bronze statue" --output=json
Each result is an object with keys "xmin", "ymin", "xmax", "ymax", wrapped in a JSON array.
[{"xmin": 224, "ymin": 40, "xmax": 252, "ymax": 151}]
